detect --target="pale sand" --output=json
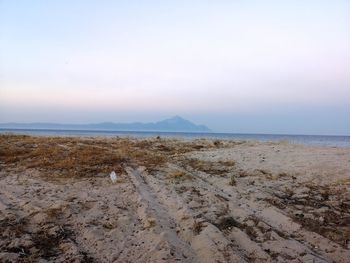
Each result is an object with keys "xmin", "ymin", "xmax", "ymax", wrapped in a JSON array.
[{"xmin": 0, "ymin": 135, "xmax": 349, "ymax": 262}]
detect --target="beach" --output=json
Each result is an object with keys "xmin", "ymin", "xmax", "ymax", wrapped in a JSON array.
[{"xmin": 0, "ymin": 134, "xmax": 349, "ymax": 262}]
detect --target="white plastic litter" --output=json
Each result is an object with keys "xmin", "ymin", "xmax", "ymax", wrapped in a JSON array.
[{"xmin": 110, "ymin": 171, "xmax": 117, "ymax": 183}]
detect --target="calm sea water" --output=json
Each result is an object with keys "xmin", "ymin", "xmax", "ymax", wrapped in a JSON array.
[{"xmin": 1, "ymin": 128, "xmax": 350, "ymax": 148}]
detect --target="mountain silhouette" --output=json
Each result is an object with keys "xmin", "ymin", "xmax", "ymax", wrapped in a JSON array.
[{"xmin": 0, "ymin": 116, "xmax": 211, "ymax": 132}]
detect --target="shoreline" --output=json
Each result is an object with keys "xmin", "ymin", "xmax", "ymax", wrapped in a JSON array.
[{"xmin": 1, "ymin": 128, "xmax": 350, "ymax": 148}]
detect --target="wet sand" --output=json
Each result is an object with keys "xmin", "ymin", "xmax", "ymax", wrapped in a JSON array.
[{"xmin": 0, "ymin": 135, "xmax": 349, "ymax": 262}]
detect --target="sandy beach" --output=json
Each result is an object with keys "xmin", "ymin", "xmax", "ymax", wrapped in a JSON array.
[{"xmin": 0, "ymin": 134, "xmax": 349, "ymax": 262}]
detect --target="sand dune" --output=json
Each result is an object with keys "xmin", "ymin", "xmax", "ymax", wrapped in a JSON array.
[{"xmin": 0, "ymin": 135, "xmax": 349, "ymax": 262}]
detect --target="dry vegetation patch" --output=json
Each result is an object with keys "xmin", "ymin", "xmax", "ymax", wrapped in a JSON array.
[
  {"xmin": 0, "ymin": 135, "xmax": 126, "ymax": 178},
  {"xmin": 181, "ymin": 158, "xmax": 236, "ymax": 176},
  {"xmin": 0, "ymin": 211, "xmax": 92, "ymax": 262},
  {"xmin": 265, "ymin": 183, "xmax": 350, "ymax": 248},
  {"xmin": 168, "ymin": 170, "xmax": 192, "ymax": 184},
  {"xmin": 0, "ymin": 135, "xmax": 218, "ymax": 179}
]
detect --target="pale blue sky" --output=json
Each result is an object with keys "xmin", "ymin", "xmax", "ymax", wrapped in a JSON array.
[{"xmin": 1, "ymin": 1, "xmax": 350, "ymax": 134}]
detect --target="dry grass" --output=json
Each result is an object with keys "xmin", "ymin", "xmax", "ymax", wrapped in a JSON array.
[
  {"xmin": 0, "ymin": 210, "xmax": 86, "ymax": 262},
  {"xmin": 266, "ymin": 183, "xmax": 350, "ymax": 248},
  {"xmin": 228, "ymin": 175, "xmax": 236, "ymax": 186},
  {"xmin": 214, "ymin": 216, "xmax": 240, "ymax": 231},
  {"xmin": 182, "ymin": 158, "xmax": 235, "ymax": 176},
  {"xmin": 168, "ymin": 170, "xmax": 187, "ymax": 179},
  {"xmin": 168, "ymin": 170, "xmax": 192, "ymax": 184},
  {"xmin": 236, "ymin": 169, "xmax": 278, "ymax": 179},
  {"xmin": 0, "ymin": 135, "xmax": 126, "ymax": 178},
  {"xmin": 0, "ymin": 134, "xmax": 215, "ymax": 179},
  {"xmin": 336, "ymin": 178, "xmax": 350, "ymax": 186},
  {"xmin": 192, "ymin": 220, "xmax": 205, "ymax": 235}
]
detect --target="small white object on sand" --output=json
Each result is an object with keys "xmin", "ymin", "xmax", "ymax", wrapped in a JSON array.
[{"xmin": 110, "ymin": 171, "xmax": 117, "ymax": 183}]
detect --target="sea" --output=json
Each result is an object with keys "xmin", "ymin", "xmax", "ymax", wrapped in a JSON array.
[{"xmin": 1, "ymin": 128, "xmax": 350, "ymax": 148}]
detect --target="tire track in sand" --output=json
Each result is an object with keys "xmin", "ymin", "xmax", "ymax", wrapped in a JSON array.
[{"xmin": 126, "ymin": 166, "xmax": 248, "ymax": 263}]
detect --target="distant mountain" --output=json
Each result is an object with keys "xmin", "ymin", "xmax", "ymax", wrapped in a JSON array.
[{"xmin": 0, "ymin": 116, "xmax": 211, "ymax": 132}]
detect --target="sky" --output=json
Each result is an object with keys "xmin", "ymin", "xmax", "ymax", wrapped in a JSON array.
[{"xmin": 1, "ymin": 0, "xmax": 350, "ymax": 135}]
